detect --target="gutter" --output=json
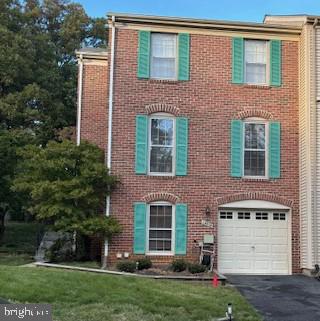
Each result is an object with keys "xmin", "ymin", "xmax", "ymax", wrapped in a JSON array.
[
  {"xmin": 103, "ymin": 15, "xmax": 116, "ymax": 268},
  {"xmin": 76, "ymin": 54, "xmax": 84, "ymax": 146},
  {"xmin": 108, "ymin": 12, "xmax": 301, "ymax": 35}
]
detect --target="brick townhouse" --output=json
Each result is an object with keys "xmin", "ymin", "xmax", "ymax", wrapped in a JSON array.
[{"xmin": 76, "ymin": 13, "xmax": 304, "ymax": 275}]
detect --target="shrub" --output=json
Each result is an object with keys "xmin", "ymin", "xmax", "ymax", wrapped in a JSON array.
[
  {"xmin": 171, "ymin": 259, "xmax": 187, "ymax": 272},
  {"xmin": 116, "ymin": 260, "xmax": 136, "ymax": 273},
  {"xmin": 188, "ymin": 263, "xmax": 206, "ymax": 274},
  {"xmin": 136, "ymin": 257, "xmax": 152, "ymax": 270}
]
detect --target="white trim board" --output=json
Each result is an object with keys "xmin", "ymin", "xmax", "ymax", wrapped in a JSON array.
[{"xmin": 219, "ymin": 200, "xmax": 290, "ymax": 210}]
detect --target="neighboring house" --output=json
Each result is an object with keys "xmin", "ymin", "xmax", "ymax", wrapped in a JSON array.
[
  {"xmin": 76, "ymin": 13, "xmax": 302, "ymax": 275},
  {"xmin": 264, "ymin": 15, "xmax": 320, "ymax": 274}
]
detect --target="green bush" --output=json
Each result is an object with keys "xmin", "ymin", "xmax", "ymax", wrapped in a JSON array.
[
  {"xmin": 116, "ymin": 260, "xmax": 136, "ymax": 273},
  {"xmin": 136, "ymin": 257, "xmax": 152, "ymax": 270},
  {"xmin": 188, "ymin": 263, "xmax": 206, "ymax": 274},
  {"xmin": 171, "ymin": 259, "xmax": 187, "ymax": 272}
]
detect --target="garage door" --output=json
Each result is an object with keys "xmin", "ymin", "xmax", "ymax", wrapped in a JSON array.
[{"xmin": 218, "ymin": 210, "xmax": 290, "ymax": 274}]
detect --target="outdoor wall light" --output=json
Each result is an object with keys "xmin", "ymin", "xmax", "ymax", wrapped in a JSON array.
[
  {"xmin": 123, "ymin": 252, "xmax": 130, "ymax": 258},
  {"xmin": 205, "ymin": 206, "xmax": 211, "ymax": 216},
  {"xmin": 116, "ymin": 253, "xmax": 122, "ymax": 259}
]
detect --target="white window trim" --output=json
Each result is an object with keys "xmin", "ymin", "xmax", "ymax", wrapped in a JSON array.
[
  {"xmin": 243, "ymin": 118, "xmax": 269, "ymax": 179},
  {"xmin": 148, "ymin": 113, "xmax": 176, "ymax": 176},
  {"xmin": 244, "ymin": 40, "xmax": 270, "ymax": 86},
  {"xmin": 146, "ymin": 201, "xmax": 175, "ymax": 256},
  {"xmin": 150, "ymin": 33, "xmax": 178, "ymax": 81}
]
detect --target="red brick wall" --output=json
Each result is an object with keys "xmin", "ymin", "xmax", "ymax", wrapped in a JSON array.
[
  {"xmin": 80, "ymin": 28, "xmax": 300, "ymax": 272},
  {"xmin": 80, "ymin": 62, "xmax": 109, "ymax": 151}
]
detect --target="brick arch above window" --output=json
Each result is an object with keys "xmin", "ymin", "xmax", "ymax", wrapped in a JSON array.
[
  {"xmin": 236, "ymin": 109, "xmax": 274, "ymax": 120},
  {"xmin": 215, "ymin": 192, "xmax": 293, "ymax": 208},
  {"xmin": 145, "ymin": 103, "xmax": 180, "ymax": 116},
  {"xmin": 141, "ymin": 192, "xmax": 180, "ymax": 204}
]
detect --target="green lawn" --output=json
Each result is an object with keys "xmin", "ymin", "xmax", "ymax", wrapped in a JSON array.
[
  {"xmin": 0, "ymin": 253, "xmax": 34, "ymax": 266},
  {"xmin": 0, "ymin": 221, "xmax": 41, "ymax": 254},
  {"xmin": 60, "ymin": 261, "xmax": 101, "ymax": 269},
  {"xmin": 0, "ymin": 266, "xmax": 262, "ymax": 321}
]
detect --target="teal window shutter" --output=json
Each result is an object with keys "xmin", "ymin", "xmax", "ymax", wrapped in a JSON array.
[
  {"xmin": 269, "ymin": 122, "xmax": 281, "ymax": 178},
  {"xmin": 133, "ymin": 202, "xmax": 146, "ymax": 254},
  {"xmin": 231, "ymin": 120, "xmax": 243, "ymax": 177},
  {"xmin": 137, "ymin": 31, "xmax": 150, "ymax": 79},
  {"xmin": 176, "ymin": 117, "xmax": 189, "ymax": 176},
  {"xmin": 270, "ymin": 40, "xmax": 281, "ymax": 87},
  {"xmin": 135, "ymin": 115, "xmax": 148, "ymax": 174},
  {"xmin": 232, "ymin": 37, "xmax": 244, "ymax": 84},
  {"xmin": 175, "ymin": 203, "xmax": 188, "ymax": 255},
  {"xmin": 178, "ymin": 33, "xmax": 190, "ymax": 81}
]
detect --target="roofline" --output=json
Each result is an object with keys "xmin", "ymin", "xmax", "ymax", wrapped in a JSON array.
[
  {"xmin": 107, "ymin": 12, "xmax": 302, "ymax": 35},
  {"xmin": 264, "ymin": 14, "xmax": 320, "ymax": 24},
  {"xmin": 75, "ymin": 49, "xmax": 108, "ymax": 60}
]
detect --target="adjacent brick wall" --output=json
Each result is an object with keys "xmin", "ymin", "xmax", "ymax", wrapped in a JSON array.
[
  {"xmin": 80, "ymin": 28, "xmax": 300, "ymax": 272},
  {"xmin": 80, "ymin": 62, "xmax": 109, "ymax": 151}
]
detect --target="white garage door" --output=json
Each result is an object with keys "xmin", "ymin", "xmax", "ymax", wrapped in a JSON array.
[{"xmin": 218, "ymin": 210, "xmax": 290, "ymax": 275}]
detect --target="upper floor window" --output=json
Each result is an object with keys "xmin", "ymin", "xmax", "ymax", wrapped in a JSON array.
[
  {"xmin": 137, "ymin": 31, "xmax": 190, "ymax": 81},
  {"xmin": 232, "ymin": 37, "xmax": 281, "ymax": 87},
  {"xmin": 244, "ymin": 121, "xmax": 267, "ymax": 177},
  {"xmin": 149, "ymin": 116, "xmax": 174, "ymax": 175},
  {"xmin": 135, "ymin": 114, "xmax": 188, "ymax": 176},
  {"xmin": 150, "ymin": 33, "xmax": 177, "ymax": 80},
  {"xmin": 244, "ymin": 40, "xmax": 268, "ymax": 85},
  {"xmin": 230, "ymin": 118, "xmax": 280, "ymax": 179}
]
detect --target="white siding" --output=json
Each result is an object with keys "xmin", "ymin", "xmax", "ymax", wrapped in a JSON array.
[
  {"xmin": 314, "ymin": 26, "xmax": 320, "ymax": 266},
  {"xmin": 299, "ymin": 24, "xmax": 316, "ymax": 269}
]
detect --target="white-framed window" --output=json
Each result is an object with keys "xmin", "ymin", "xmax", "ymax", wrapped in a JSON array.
[
  {"xmin": 149, "ymin": 114, "xmax": 175, "ymax": 175},
  {"xmin": 147, "ymin": 202, "xmax": 174, "ymax": 254},
  {"xmin": 150, "ymin": 33, "xmax": 177, "ymax": 80},
  {"xmin": 244, "ymin": 40, "xmax": 269, "ymax": 85},
  {"xmin": 244, "ymin": 119, "xmax": 268, "ymax": 178}
]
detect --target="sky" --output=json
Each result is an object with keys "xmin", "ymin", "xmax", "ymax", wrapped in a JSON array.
[{"xmin": 77, "ymin": 0, "xmax": 320, "ymax": 23}]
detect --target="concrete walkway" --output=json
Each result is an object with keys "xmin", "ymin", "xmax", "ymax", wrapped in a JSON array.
[{"xmin": 228, "ymin": 275, "xmax": 320, "ymax": 321}]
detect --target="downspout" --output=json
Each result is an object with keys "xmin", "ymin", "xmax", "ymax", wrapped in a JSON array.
[
  {"xmin": 76, "ymin": 54, "xmax": 84, "ymax": 146},
  {"xmin": 103, "ymin": 15, "xmax": 116, "ymax": 268}
]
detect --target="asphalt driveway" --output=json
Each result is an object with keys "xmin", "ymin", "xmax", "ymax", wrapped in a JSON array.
[{"xmin": 227, "ymin": 275, "xmax": 320, "ymax": 321}]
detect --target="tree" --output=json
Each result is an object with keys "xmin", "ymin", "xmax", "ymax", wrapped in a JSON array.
[
  {"xmin": 0, "ymin": 0, "xmax": 108, "ymax": 235},
  {"xmin": 0, "ymin": 129, "xmax": 34, "ymax": 238},
  {"xmin": 12, "ymin": 140, "xmax": 121, "ymax": 239},
  {"xmin": 0, "ymin": 0, "xmax": 108, "ymax": 143}
]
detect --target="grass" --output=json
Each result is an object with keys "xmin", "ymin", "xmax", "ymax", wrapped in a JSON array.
[
  {"xmin": 0, "ymin": 253, "xmax": 34, "ymax": 266},
  {"xmin": 60, "ymin": 261, "xmax": 101, "ymax": 269},
  {"xmin": 0, "ymin": 266, "xmax": 262, "ymax": 321},
  {"xmin": 0, "ymin": 221, "xmax": 41, "ymax": 254}
]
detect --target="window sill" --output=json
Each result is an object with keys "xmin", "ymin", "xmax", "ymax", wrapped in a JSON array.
[
  {"xmin": 149, "ymin": 79, "xmax": 180, "ymax": 84},
  {"xmin": 146, "ymin": 252, "xmax": 174, "ymax": 256},
  {"xmin": 242, "ymin": 84, "xmax": 271, "ymax": 90},
  {"xmin": 146, "ymin": 175, "xmax": 176, "ymax": 180},
  {"xmin": 241, "ymin": 177, "xmax": 270, "ymax": 182}
]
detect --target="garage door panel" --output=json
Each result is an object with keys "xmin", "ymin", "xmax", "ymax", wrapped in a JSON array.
[
  {"xmin": 254, "ymin": 244, "xmax": 270, "ymax": 253},
  {"xmin": 271, "ymin": 228, "xmax": 288, "ymax": 237},
  {"xmin": 271, "ymin": 244, "xmax": 287, "ymax": 253},
  {"xmin": 236, "ymin": 227, "xmax": 251, "ymax": 237},
  {"xmin": 218, "ymin": 209, "xmax": 290, "ymax": 275},
  {"xmin": 235, "ymin": 244, "xmax": 252, "ymax": 254},
  {"xmin": 219, "ymin": 243, "xmax": 234, "ymax": 253}
]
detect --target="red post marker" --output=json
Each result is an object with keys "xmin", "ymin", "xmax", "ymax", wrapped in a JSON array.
[{"xmin": 212, "ymin": 274, "xmax": 219, "ymax": 287}]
